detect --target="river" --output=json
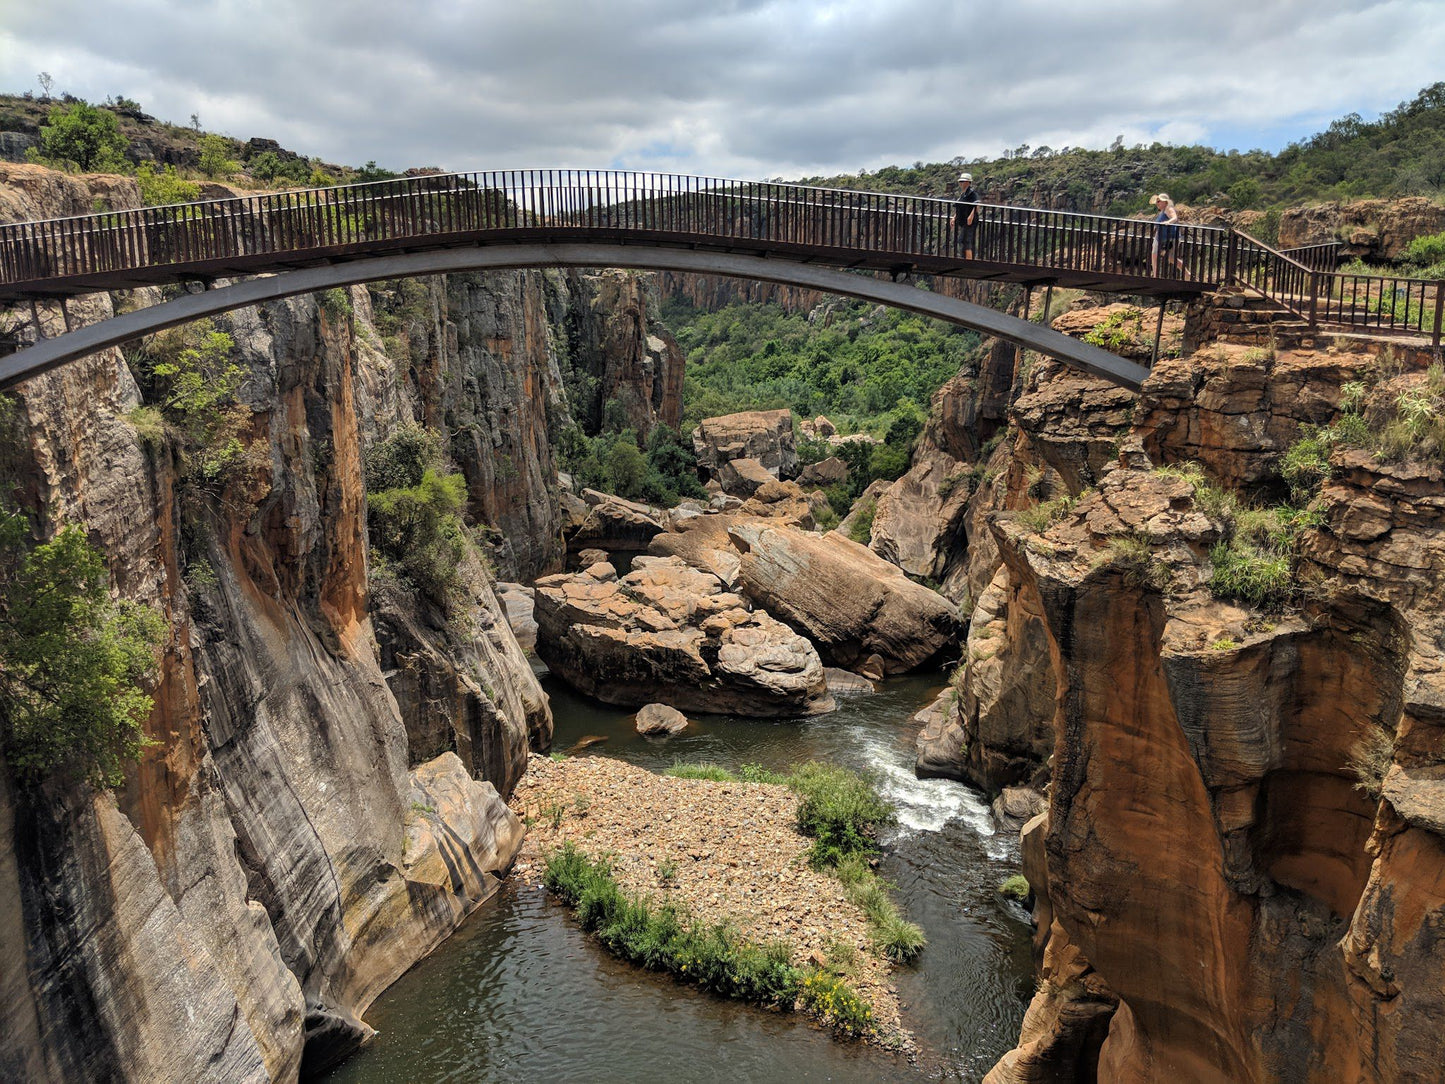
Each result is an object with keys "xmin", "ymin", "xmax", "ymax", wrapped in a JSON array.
[{"xmin": 324, "ymin": 670, "xmax": 1033, "ymax": 1083}]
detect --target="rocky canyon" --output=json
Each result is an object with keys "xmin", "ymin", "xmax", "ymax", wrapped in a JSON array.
[{"xmin": 1, "ymin": 149, "xmax": 1443, "ymax": 1084}]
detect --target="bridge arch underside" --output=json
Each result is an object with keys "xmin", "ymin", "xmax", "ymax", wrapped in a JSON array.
[{"xmin": 0, "ymin": 243, "xmax": 1151, "ymax": 393}]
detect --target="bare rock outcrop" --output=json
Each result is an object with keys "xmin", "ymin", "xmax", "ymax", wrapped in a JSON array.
[
  {"xmin": 1278, "ymin": 197, "xmax": 1445, "ymax": 261},
  {"xmin": 727, "ymin": 522, "xmax": 960, "ymax": 674},
  {"xmin": 566, "ymin": 489, "xmax": 669, "ymax": 555},
  {"xmin": 717, "ymin": 455, "xmax": 774, "ymax": 498},
  {"xmin": 533, "ymin": 556, "xmax": 834, "ymax": 717},
  {"xmin": 1135, "ymin": 345, "xmax": 1370, "ymax": 486},
  {"xmin": 693, "ymin": 408, "xmax": 798, "ymax": 480}
]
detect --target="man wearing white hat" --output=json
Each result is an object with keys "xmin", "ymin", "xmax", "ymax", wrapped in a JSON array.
[{"xmin": 950, "ymin": 172, "xmax": 979, "ymax": 259}]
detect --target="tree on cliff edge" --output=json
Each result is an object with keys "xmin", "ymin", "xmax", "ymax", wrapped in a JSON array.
[
  {"xmin": 0, "ymin": 507, "xmax": 163, "ymax": 788},
  {"xmin": 29, "ymin": 101, "xmax": 129, "ymax": 173}
]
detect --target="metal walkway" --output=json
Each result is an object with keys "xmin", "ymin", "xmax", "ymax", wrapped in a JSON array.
[{"xmin": 1, "ymin": 170, "xmax": 1439, "ymax": 391}]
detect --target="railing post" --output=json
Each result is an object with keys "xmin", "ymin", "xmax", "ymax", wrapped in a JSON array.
[
  {"xmin": 1224, "ymin": 230, "xmax": 1239, "ymax": 286},
  {"xmin": 1433, "ymin": 280, "xmax": 1444, "ymax": 349},
  {"xmin": 1309, "ymin": 270, "xmax": 1320, "ymax": 330}
]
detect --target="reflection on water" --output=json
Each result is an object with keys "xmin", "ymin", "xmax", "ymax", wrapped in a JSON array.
[{"xmin": 325, "ymin": 669, "xmax": 1033, "ymax": 1083}]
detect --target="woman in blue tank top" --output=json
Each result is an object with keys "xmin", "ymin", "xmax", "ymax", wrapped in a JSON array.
[{"xmin": 1151, "ymin": 193, "xmax": 1184, "ymax": 276}]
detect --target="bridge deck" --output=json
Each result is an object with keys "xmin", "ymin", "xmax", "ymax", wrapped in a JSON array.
[
  {"xmin": 0, "ymin": 170, "xmax": 1222, "ymax": 303},
  {"xmin": 1, "ymin": 169, "xmax": 1439, "ymax": 343}
]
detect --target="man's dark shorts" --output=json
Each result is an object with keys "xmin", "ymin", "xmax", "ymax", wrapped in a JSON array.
[{"xmin": 958, "ymin": 224, "xmax": 977, "ymax": 253}]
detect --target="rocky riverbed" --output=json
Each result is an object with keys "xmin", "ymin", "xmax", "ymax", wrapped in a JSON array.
[{"xmin": 510, "ymin": 753, "xmax": 910, "ymax": 1048}]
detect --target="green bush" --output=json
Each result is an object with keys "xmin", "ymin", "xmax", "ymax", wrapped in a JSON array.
[
  {"xmin": 367, "ymin": 469, "xmax": 470, "ymax": 601},
  {"xmin": 1402, "ymin": 230, "xmax": 1445, "ymax": 270},
  {"xmin": 197, "ymin": 134, "xmax": 238, "ymax": 180},
  {"xmin": 363, "ymin": 422, "xmax": 443, "ymax": 491},
  {"xmin": 847, "ymin": 499, "xmax": 876, "ymax": 544},
  {"xmin": 797, "ymin": 969, "xmax": 874, "ymax": 1038},
  {"xmin": 133, "ymin": 319, "xmax": 261, "ymax": 493},
  {"xmin": 790, "ymin": 760, "xmax": 895, "ymax": 868},
  {"xmin": 30, "ymin": 102, "xmax": 128, "ymax": 172},
  {"xmin": 136, "ymin": 163, "xmax": 200, "ymax": 207},
  {"xmin": 0, "ymin": 509, "xmax": 164, "ymax": 787}
]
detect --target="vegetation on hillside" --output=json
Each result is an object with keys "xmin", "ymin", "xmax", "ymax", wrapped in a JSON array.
[
  {"xmin": 664, "ymin": 297, "xmax": 973, "ymax": 506},
  {"xmin": 0, "ymin": 507, "xmax": 164, "ymax": 787},
  {"xmin": 557, "ymin": 413, "xmax": 706, "ymax": 507},
  {"xmin": 798, "ymin": 82, "xmax": 1445, "ymax": 216},
  {"xmin": 126, "ymin": 319, "xmax": 267, "ymax": 513}
]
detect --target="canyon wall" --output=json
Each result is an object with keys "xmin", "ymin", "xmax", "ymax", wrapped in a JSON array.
[
  {"xmin": 931, "ymin": 327, "xmax": 1445, "ymax": 1080},
  {"xmin": 0, "ymin": 163, "xmax": 678, "ymax": 1081}
]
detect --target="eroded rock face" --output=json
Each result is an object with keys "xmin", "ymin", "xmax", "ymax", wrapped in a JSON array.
[
  {"xmin": 566, "ymin": 489, "xmax": 669, "ymax": 556},
  {"xmin": 693, "ymin": 408, "xmax": 798, "ymax": 480},
  {"xmin": 1278, "ymin": 197, "xmax": 1445, "ymax": 261},
  {"xmin": 984, "ymin": 355, "xmax": 1445, "ymax": 1083},
  {"xmin": 372, "ymin": 573, "xmax": 552, "ymax": 797},
  {"xmin": 533, "ymin": 556, "xmax": 834, "ymax": 716},
  {"xmin": 0, "ymin": 164, "xmax": 550, "ymax": 1080},
  {"xmin": 563, "ymin": 269, "xmax": 684, "ymax": 437},
  {"xmin": 1135, "ymin": 346, "xmax": 1370, "ymax": 487},
  {"xmin": 728, "ymin": 522, "xmax": 961, "ymax": 674}
]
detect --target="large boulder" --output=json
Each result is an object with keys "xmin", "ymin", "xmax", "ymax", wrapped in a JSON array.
[
  {"xmin": 797, "ymin": 456, "xmax": 849, "ymax": 489},
  {"xmin": 635, "ymin": 703, "xmax": 690, "ymax": 736},
  {"xmin": 726, "ymin": 522, "xmax": 961, "ymax": 674},
  {"xmin": 533, "ymin": 555, "xmax": 834, "ymax": 717},
  {"xmin": 717, "ymin": 456, "xmax": 774, "ymax": 498},
  {"xmin": 693, "ymin": 409, "xmax": 798, "ymax": 479},
  {"xmin": 567, "ymin": 489, "xmax": 669, "ymax": 555}
]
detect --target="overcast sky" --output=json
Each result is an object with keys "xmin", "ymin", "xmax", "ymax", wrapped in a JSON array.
[{"xmin": 2, "ymin": 0, "xmax": 1441, "ymax": 179}]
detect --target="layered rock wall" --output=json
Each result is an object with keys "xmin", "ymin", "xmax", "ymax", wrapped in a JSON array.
[
  {"xmin": 0, "ymin": 163, "xmax": 616, "ymax": 1080},
  {"xmin": 978, "ymin": 346, "xmax": 1445, "ymax": 1081}
]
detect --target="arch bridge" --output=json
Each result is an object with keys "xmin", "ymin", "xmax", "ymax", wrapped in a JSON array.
[{"xmin": 2, "ymin": 170, "xmax": 1438, "ymax": 393}]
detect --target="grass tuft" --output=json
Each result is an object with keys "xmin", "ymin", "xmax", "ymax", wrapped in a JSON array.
[
  {"xmin": 1347, "ymin": 726, "xmax": 1396, "ymax": 801},
  {"xmin": 665, "ymin": 761, "xmax": 738, "ymax": 782}
]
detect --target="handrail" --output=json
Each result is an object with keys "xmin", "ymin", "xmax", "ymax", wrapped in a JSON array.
[
  {"xmin": 0, "ymin": 169, "xmax": 1231, "ymax": 301},
  {"xmin": 1228, "ymin": 226, "xmax": 1442, "ymax": 344},
  {"xmin": 0, "ymin": 169, "xmax": 1439, "ymax": 345},
  {"xmin": 1279, "ymin": 239, "xmax": 1343, "ymax": 272}
]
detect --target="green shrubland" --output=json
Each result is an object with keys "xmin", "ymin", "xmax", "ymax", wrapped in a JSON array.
[
  {"xmin": 557, "ymin": 415, "xmax": 705, "ymax": 507},
  {"xmin": 363, "ymin": 423, "xmax": 476, "ymax": 604},
  {"xmin": 128, "ymin": 319, "xmax": 266, "ymax": 504},
  {"xmin": 0, "ymin": 508, "xmax": 163, "ymax": 787}
]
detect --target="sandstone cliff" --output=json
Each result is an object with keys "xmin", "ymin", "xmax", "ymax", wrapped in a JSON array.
[
  {"xmin": 972, "ymin": 342, "xmax": 1445, "ymax": 1081},
  {"xmin": 0, "ymin": 163, "xmax": 683, "ymax": 1080}
]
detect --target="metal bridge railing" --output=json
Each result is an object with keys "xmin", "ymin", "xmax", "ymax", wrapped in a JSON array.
[{"xmin": 0, "ymin": 169, "xmax": 1440, "ymax": 344}]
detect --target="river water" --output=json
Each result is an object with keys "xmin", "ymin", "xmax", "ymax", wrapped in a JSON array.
[{"xmin": 325, "ymin": 671, "xmax": 1034, "ymax": 1083}]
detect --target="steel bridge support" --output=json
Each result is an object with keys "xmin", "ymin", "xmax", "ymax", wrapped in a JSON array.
[{"xmin": 0, "ymin": 243, "xmax": 1152, "ymax": 393}]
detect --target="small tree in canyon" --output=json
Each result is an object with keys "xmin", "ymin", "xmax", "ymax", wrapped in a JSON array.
[{"xmin": 0, "ymin": 508, "xmax": 163, "ymax": 788}]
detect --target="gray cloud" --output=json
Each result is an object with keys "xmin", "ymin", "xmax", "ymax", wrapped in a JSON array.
[{"xmin": 2, "ymin": 0, "xmax": 1440, "ymax": 179}]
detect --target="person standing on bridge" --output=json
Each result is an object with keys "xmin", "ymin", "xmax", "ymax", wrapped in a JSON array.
[
  {"xmin": 951, "ymin": 172, "xmax": 980, "ymax": 259},
  {"xmin": 1150, "ymin": 193, "xmax": 1185, "ymax": 276}
]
